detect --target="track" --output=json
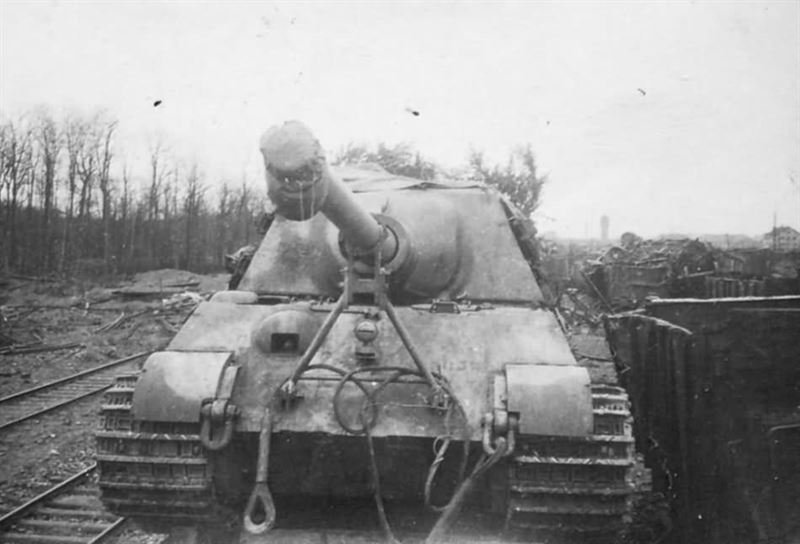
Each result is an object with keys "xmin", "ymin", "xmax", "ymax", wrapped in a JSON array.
[
  {"xmin": 0, "ymin": 464, "xmax": 125, "ymax": 544},
  {"xmin": 0, "ymin": 352, "xmax": 149, "ymax": 432}
]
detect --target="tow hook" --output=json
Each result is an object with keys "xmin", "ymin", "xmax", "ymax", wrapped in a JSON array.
[
  {"xmin": 199, "ymin": 400, "xmax": 239, "ymax": 450},
  {"xmin": 244, "ymin": 407, "xmax": 276, "ymax": 534},
  {"xmin": 199, "ymin": 364, "xmax": 240, "ymax": 451},
  {"xmin": 482, "ymin": 412, "xmax": 517, "ymax": 457}
]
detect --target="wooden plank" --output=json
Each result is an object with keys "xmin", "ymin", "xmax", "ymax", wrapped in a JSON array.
[
  {"xmin": 635, "ymin": 318, "xmax": 653, "ymax": 466},
  {"xmin": 671, "ymin": 330, "xmax": 692, "ymax": 543},
  {"xmin": 654, "ymin": 325, "xmax": 667, "ymax": 451},
  {"xmin": 698, "ymin": 333, "xmax": 719, "ymax": 543},
  {"xmin": 663, "ymin": 325, "xmax": 678, "ymax": 482}
]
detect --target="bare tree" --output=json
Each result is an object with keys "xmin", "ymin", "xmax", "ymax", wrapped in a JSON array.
[
  {"xmin": 215, "ymin": 181, "xmax": 232, "ymax": 266},
  {"xmin": 237, "ymin": 180, "xmax": 251, "ymax": 243},
  {"xmin": 182, "ymin": 163, "xmax": 205, "ymax": 269},
  {"xmin": 0, "ymin": 118, "xmax": 34, "ymax": 270},
  {"xmin": 77, "ymin": 130, "xmax": 95, "ymax": 222},
  {"xmin": 0, "ymin": 120, "xmax": 14, "ymax": 272},
  {"xmin": 96, "ymin": 118, "xmax": 117, "ymax": 269},
  {"xmin": 62, "ymin": 114, "xmax": 90, "ymax": 269},
  {"xmin": 145, "ymin": 138, "xmax": 169, "ymax": 267},
  {"xmin": 118, "ymin": 163, "xmax": 134, "ymax": 270},
  {"xmin": 162, "ymin": 165, "xmax": 180, "ymax": 269},
  {"xmin": 35, "ymin": 109, "xmax": 61, "ymax": 269}
]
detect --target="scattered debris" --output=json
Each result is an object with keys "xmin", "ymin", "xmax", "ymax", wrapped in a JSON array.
[
  {"xmin": 163, "ymin": 281, "xmax": 200, "ymax": 289},
  {"xmin": 112, "ymin": 287, "xmax": 191, "ymax": 299},
  {"xmin": 94, "ymin": 312, "xmax": 127, "ymax": 333},
  {"xmin": 161, "ymin": 291, "xmax": 204, "ymax": 308},
  {"xmin": 557, "ymin": 287, "xmax": 604, "ymax": 329},
  {"xmin": 8, "ymin": 274, "xmax": 60, "ymax": 283},
  {"xmin": 0, "ymin": 342, "xmax": 85, "ymax": 356},
  {"xmin": 94, "ymin": 310, "xmax": 150, "ymax": 333},
  {"xmin": 157, "ymin": 317, "xmax": 178, "ymax": 334},
  {"xmin": 112, "ymin": 270, "xmax": 216, "ymax": 300}
]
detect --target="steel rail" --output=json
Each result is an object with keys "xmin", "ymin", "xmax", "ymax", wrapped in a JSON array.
[
  {"xmin": 0, "ymin": 463, "xmax": 126, "ymax": 543},
  {"xmin": 0, "ymin": 351, "xmax": 150, "ymax": 432},
  {"xmin": 0, "ymin": 464, "xmax": 96, "ymax": 528},
  {"xmin": 0, "ymin": 350, "xmax": 150, "ymax": 404},
  {"xmin": 0, "ymin": 384, "xmax": 113, "ymax": 431},
  {"xmin": 88, "ymin": 517, "xmax": 127, "ymax": 544}
]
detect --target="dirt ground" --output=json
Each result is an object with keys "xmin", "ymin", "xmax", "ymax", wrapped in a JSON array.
[
  {"xmin": 0, "ymin": 270, "xmax": 226, "ymax": 396},
  {"xmin": 0, "ymin": 270, "xmax": 227, "ymax": 543}
]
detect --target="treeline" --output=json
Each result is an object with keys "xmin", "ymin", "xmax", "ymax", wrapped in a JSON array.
[{"xmin": 0, "ymin": 109, "xmax": 267, "ymax": 276}]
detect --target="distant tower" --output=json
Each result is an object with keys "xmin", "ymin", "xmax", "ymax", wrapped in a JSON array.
[{"xmin": 600, "ymin": 215, "xmax": 609, "ymax": 243}]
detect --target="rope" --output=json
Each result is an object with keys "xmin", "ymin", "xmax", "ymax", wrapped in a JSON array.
[
  {"xmin": 290, "ymin": 363, "xmax": 476, "ymax": 543},
  {"xmin": 363, "ymin": 406, "xmax": 402, "ymax": 544},
  {"xmin": 425, "ymin": 438, "xmax": 508, "ymax": 544}
]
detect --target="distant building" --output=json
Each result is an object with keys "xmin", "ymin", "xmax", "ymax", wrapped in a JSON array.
[
  {"xmin": 600, "ymin": 215, "xmax": 609, "ymax": 243},
  {"xmin": 763, "ymin": 226, "xmax": 800, "ymax": 251}
]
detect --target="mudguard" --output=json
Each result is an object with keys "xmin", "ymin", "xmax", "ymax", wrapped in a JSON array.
[
  {"xmin": 132, "ymin": 351, "xmax": 234, "ymax": 422},
  {"xmin": 505, "ymin": 363, "xmax": 593, "ymax": 436}
]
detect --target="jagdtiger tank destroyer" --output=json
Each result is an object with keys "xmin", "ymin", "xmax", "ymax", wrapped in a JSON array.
[{"xmin": 95, "ymin": 121, "xmax": 644, "ymax": 543}]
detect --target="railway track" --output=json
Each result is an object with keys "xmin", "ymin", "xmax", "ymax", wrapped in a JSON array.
[
  {"xmin": 0, "ymin": 464, "xmax": 125, "ymax": 544},
  {"xmin": 0, "ymin": 351, "xmax": 149, "ymax": 432}
]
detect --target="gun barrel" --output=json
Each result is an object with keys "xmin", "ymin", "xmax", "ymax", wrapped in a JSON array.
[{"xmin": 260, "ymin": 121, "xmax": 396, "ymax": 257}]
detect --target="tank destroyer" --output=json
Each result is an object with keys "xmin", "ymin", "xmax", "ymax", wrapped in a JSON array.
[{"xmin": 95, "ymin": 121, "xmax": 643, "ymax": 542}]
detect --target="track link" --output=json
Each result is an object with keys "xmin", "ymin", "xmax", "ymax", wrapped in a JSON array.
[
  {"xmin": 94, "ymin": 374, "xmax": 226, "ymax": 530},
  {"xmin": 500, "ymin": 385, "xmax": 650, "ymax": 538}
]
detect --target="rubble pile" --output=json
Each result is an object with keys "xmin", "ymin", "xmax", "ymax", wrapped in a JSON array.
[
  {"xmin": 582, "ymin": 237, "xmax": 717, "ymax": 309},
  {"xmin": 597, "ymin": 236, "xmax": 716, "ymax": 276}
]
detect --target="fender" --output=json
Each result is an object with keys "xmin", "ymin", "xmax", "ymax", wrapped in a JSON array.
[
  {"xmin": 132, "ymin": 351, "xmax": 234, "ymax": 422},
  {"xmin": 504, "ymin": 363, "xmax": 593, "ymax": 437}
]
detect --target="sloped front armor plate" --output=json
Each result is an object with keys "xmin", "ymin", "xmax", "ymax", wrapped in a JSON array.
[
  {"xmin": 132, "ymin": 351, "xmax": 232, "ymax": 422},
  {"xmin": 239, "ymin": 188, "xmax": 544, "ymax": 303},
  {"xmin": 505, "ymin": 363, "xmax": 593, "ymax": 436}
]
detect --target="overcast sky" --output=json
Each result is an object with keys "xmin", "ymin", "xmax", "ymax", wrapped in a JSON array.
[{"xmin": 1, "ymin": 1, "xmax": 798, "ymax": 238}]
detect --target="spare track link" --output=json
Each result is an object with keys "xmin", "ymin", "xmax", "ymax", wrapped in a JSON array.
[
  {"xmin": 500, "ymin": 384, "xmax": 650, "ymax": 539},
  {"xmin": 95, "ymin": 374, "xmax": 227, "ymax": 529}
]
